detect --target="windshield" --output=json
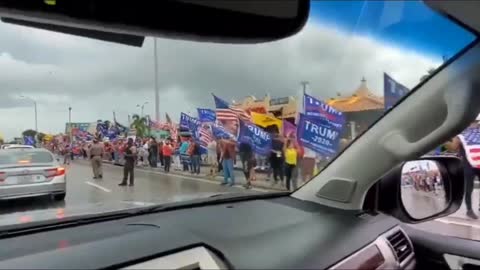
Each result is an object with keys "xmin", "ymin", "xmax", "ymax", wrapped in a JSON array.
[
  {"xmin": 0, "ymin": 0, "xmax": 475, "ymax": 226},
  {"xmin": 0, "ymin": 150, "xmax": 53, "ymax": 165}
]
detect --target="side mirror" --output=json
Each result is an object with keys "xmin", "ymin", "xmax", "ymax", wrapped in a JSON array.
[{"xmin": 377, "ymin": 156, "xmax": 464, "ymax": 223}]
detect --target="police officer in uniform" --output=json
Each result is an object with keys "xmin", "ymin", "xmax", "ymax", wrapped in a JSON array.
[
  {"xmin": 90, "ymin": 139, "xmax": 104, "ymax": 179},
  {"xmin": 119, "ymin": 138, "xmax": 137, "ymax": 186}
]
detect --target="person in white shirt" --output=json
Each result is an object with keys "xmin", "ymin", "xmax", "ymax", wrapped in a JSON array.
[
  {"xmin": 207, "ymin": 140, "xmax": 218, "ymax": 178},
  {"xmin": 138, "ymin": 142, "xmax": 149, "ymax": 167}
]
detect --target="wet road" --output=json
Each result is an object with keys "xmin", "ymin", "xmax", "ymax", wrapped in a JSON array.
[
  {"xmin": 402, "ymin": 186, "xmax": 447, "ymax": 219},
  {"xmin": 0, "ymin": 160, "xmax": 259, "ymax": 225}
]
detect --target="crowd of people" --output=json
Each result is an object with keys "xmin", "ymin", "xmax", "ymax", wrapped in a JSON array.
[
  {"xmin": 402, "ymin": 170, "xmax": 442, "ymax": 195},
  {"xmin": 43, "ymin": 131, "xmax": 352, "ymax": 191}
]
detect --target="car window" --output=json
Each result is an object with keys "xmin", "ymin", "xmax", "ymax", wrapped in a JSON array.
[
  {"xmin": 0, "ymin": 151, "xmax": 54, "ymax": 165},
  {"xmin": 0, "ymin": 0, "xmax": 476, "ymax": 231}
]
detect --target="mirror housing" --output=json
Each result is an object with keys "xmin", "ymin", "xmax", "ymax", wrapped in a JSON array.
[
  {"xmin": 0, "ymin": 0, "xmax": 310, "ymax": 45},
  {"xmin": 377, "ymin": 156, "xmax": 464, "ymax": 223}
]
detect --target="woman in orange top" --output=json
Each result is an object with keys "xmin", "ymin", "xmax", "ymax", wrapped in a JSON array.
[{"xmin": 162, "ymin": 140, "xmax": 174, "ymax": 173}]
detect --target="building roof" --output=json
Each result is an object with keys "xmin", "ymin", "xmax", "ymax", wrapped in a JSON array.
[{"xmin": 327, "ymin": 78, "xmax": 384, "ymax": 112}]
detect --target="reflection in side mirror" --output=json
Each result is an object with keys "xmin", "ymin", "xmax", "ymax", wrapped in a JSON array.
[{"xmin": 401, "ymin": 160, "xmax": 449, "ymax": 220}]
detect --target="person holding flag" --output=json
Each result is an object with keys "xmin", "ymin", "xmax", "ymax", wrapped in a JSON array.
[
  {"xmin": 241, "ymin": 142, "xmax": 256, "ymax": 190},
  {"xmin": 219, "ymin": 137, "xmax": 236, "ymax": 186},
  {"xmin": 269, "ymin": 132, "xmax": 285, "ymax": 187},
  {"xmin": 206, "ymin": 139, "xmax": 218, "ymax": 179},
  {"xmin": 444, "ymin": 120, "xmax": 480, "ymax": 219}
]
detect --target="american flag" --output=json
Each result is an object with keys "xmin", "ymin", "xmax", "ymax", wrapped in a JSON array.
[
  {"xmin": 165, "ymin": 113, "xmax": 178, "ymax": 142},
  {"xmin": 212, "ymin": 94, "xmax": 251, "ymax": 123},
  {"xmin": 170, "ymin": 124, "xmax": 179, "ymax": 142},
  {"xmin": 232, "ymin": 106, "xmax": 251, "ymax": 122},
  {"xmin": 149, "ymin": 118, "xmax": 169, "ymax": 130},
  {"xmin": 459, "ymin": 127, "xmax": 480, "ymax": 168},
  {"xmin": 166, "ymin": 113, "xmax": 172, "ymax": 124},
  {"xmin": 199, "ymin": 124, "xmax": 214, "ymax": 147}
]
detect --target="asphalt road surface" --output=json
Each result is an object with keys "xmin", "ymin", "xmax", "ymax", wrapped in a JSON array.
[
  {"xmin": 1, "ymin": 161, "xmax": 480, "ymax": 242},
  {"xmin": 0, "ymin": 160, "xmax": 260, "ymax": 225}
]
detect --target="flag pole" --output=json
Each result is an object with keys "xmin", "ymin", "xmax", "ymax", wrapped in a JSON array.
[
  {"xmin": 154, "ymin": 38, "xmax": 160, "ymax": 122},
  {"xmin": 300, "ymin": 81, "xmax": 309, "ymax": 113}
]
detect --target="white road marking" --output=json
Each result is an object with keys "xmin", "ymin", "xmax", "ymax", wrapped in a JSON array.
[
  {"xmin": 85, "ymin": 181, "xmax": 112, "ymax": 193},
  {"xmin": 436, "ymin": 217, "xmax": 480, "ymax": 229}
]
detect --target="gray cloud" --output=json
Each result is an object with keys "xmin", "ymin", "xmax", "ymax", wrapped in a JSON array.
[
  {"xmin": 0, "ymin": 21, "xmax": 442, "ymax": 139},
  {"xmin": 0, "ymin": 94, "xmax": 32, "ymax": 109}
]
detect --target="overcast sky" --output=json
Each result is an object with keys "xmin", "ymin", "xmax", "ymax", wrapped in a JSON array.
[{"xmin": 0, "ymin": 8, "xmax": 460, "ymax": 140}]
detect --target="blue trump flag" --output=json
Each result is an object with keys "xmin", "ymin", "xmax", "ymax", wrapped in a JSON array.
[
  {"xmin": 303, "ymin": 93, "xmax": 345, "ymax": 128},
  {"xmin": 297, "ymin": 113, "xmax": 342, "ymax": 157},
  {"xmin": 24, "ymin": 136, "xmax": 36, "ymax": 146},
  {"xmin": 238, "ymin": 121, "xmax": 272, "ymax": 156},
  {"xmin": 212, "ymin": 123, "xmax": 234, "ymax": 140},
  {"xmin": 197, "ymin": 108, "xmax": 216, "ymax": 123},
  {"xmin": 384, "ymin": 73, "xmax": 409, "ymax": 110},
  {"xmin": 180, "ymin": 112, "xmax": 200, "ymax": 131},
  {"xmin": 180, "ymin": 113, "xmax": 207, "ymax": 153}
]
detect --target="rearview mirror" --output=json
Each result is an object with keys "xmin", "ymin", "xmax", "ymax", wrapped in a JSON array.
[
  {"xmin": 400, "ymin": 160, "xmax": 448, "ymax": 220},
  {"xmin": 377, "ymin": 156, "xmax": 464, "ymax": 224},
  {"xmin": 0, "ymin": 0, "xmax": 310, "ymax": 46}
]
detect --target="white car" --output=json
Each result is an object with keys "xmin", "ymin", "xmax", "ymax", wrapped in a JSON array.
[{"xmin": 0, "ymin": 148, "xmax": 66, "ymax": 201}]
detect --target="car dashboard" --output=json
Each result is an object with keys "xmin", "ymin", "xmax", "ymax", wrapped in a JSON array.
[{"xmin": 0, "ymin": 196, "xmax": 415, "ymax": 269}]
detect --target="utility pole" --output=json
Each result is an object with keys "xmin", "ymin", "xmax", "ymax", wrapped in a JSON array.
[
  {"xmin": 34, "ymin": 101, "xmax": 38, "ymax": 132},
  {"xmin": 154, "ymin": 38, "xmax": 160, "ymax": 122},
  {"xmin": 68, "ymin": 107, "xmax": 72, "ymax": 143},
  {"xmin": 300, "ymin": 81, "xmax": 309, "ymax": 115}
]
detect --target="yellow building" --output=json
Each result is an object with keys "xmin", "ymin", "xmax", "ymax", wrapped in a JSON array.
[
  {"xmin": 327, "ymin": 78, "xmax": 385, "ymax": 139},
  {"xmin": 230, "ymin": 78, "xmax": 384, "ymax": 139},
  {"xmin": 327, "ymin": 78, "xmax": 384, "ymax": 112}
]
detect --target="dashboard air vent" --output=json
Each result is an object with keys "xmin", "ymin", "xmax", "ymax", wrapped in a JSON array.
[{"xmin": 386, "ymin": 229, "xmax": 413, "ymax": 263}]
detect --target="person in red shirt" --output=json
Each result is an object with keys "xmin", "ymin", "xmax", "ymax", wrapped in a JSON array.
[{"xmin": 162, "ymin": 139, "xmax": 174, "ymax": 173}]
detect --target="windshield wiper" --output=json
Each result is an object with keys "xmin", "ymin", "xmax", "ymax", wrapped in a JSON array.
[
  {"xmin": 133, "ymin": 191, "xmax": 290, "ymax": 215},
  {"xmin": 0, "ymin": 191, "xmax": 290, "ymax": 238},
  {"xmin": 0, "ymin": 210, "xmax": 139, "ymax": 239}
]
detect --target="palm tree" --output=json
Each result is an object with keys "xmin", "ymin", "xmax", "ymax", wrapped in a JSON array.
[
  {"xmin": 130, "ymin": 114, "xmax": 150, "ymax": 138},
  {"xmin": 420, "ymin": 67, "xmax": 436, "ymax": 82},
  {"xmin": 22, "ymin": 129, "xmax": 37, "ymax": 138}
]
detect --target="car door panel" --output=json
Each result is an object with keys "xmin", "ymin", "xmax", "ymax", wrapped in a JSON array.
[{"xmin": 403, "ymin": 225, "xmax": 480, "ymax": 270}]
